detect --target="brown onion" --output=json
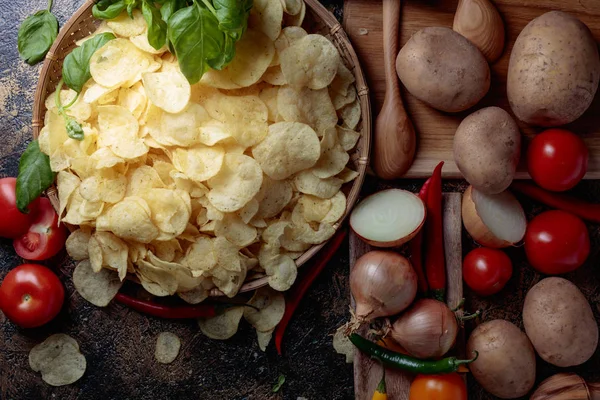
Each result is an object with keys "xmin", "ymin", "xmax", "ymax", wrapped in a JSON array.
[
  {"xmin": 390, "ymin": 299, "xmax": 458, "ymax": 358},
  {"xmin": 350, "ymin": 251, "xmax": 417, "ymax": 321}
]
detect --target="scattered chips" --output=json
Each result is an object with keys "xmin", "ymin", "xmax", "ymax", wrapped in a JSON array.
[
  {"xmin": 73, "ymin": 260, "xmax": 123, "ymax": 307},
  {"xmin": 244, "ymin": 287, "xmax": 286, "ymax": 331},
  {"xmin": 198, "ymin": 306, "xmax": 245, "ymax": 340},
  {"xmin": 29, "ymin": 334, "xmax": 87, "ymax": 386},
  {"xmin": 155, "ymin": 332, "xmax": 181, "ymax": 364},
  {"xmin": 333, "ymin": 326, "xmax": 354, "ymax": 364}
]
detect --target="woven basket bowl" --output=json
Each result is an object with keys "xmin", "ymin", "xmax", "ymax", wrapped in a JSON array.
[{"xmin": 32, "ymin": 0, "xmax": 371, "ymax": 297}]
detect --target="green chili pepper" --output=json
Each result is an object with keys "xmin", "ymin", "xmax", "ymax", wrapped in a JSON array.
[{"xmin": 349, "ymin": 333, "xmax": 478, "ymax": 374}]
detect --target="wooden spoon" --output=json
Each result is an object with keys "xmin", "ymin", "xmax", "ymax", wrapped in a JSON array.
[
  {"xmin": 530, "ymin": 373, "xmax": 600, "ymax": 400},
  {"xmin": 372, "ymin": 0, "xmax": 416, "ymax": 180},
  {"xmin": 453, "ymin": 0, "xmax": 505, "ymax": 63}
]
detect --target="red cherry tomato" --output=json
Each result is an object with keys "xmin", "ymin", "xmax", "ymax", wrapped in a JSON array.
[
  {"xmin": 525, "ymin": 210, "xmax": 590, "ymax": 274},
  {"xmin": 13, "ymin": 198, "xmax": 67, "ymax": 261},
  {"xmin": 527, "ymin": 129, "xmax": 588, "ymax": 191},
  {"xmin": 463, "ymin": 248, "xmax": 513, "ymax": 296},
  {"xmin": 409, "ymin": 373, "xmax": 467, "ymax": 400},
  {"xmin": 0, "ymin": 177, "xmax": 40, "ymax": 238},
  {"xmin": 0, "ymin": 264, "xmax": 64, "ymax": 328}
]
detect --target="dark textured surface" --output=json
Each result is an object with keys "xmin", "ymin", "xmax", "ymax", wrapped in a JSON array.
[{"xmin": 1, "ymin": 1, "xmax": 600, "ymax": 400}]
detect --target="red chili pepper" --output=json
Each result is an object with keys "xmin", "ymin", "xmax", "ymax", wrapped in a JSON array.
[
  {"xmin": 114, "ymin": 292, "xmax": 231, "ymax": 319},
  {"xmin": 424, "ymin": 162, "xmax": 445, "ymax": 302},
  {"xmin": 511, "ymin": 181, "xmax": 600, "ymax": 223},
  {"xmin": 408, "ymin": 177, "xmax": 432, "ymax": 295},
  {"xmin": 275, "ymin": 228, "xmax": 348, "ymax": 355}
]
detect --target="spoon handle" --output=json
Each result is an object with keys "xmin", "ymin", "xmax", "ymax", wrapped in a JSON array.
[{"xmin": 382, "ymin": 0, "xmax": 401, "ymax": 96}]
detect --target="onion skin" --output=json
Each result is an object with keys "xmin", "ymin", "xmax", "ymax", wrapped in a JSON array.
[
  {"xmin": 351, "ymin": 251, "xmax": 417, "ymax": 321},
  {"xmin": 390, "ymin": 299, "xmax": 458, "ymax": 359},
  {"xmin": 462, "ymin": 186, "xmax": 511, "ymax": 248},
  {"xmin": 350, "ymin": 189, "xmax": 427, "ymax": 248},
  {"xmin": 530, "ymin": 373, "xmax": 594, "ymax": 400}
]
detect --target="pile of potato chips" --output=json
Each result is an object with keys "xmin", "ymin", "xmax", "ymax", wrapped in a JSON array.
[{"xmin": 46, "ymin": 0, "xmax": 361, "ymax": 305}]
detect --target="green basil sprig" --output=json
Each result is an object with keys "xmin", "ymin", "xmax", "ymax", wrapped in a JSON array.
[
  {"xmin": 63, "ymin": 32, "xmax": 116, "ymax": 93},
  {"xmin": 16, "ymin": 140, "xmax": 56, "ymax": 213},
  {"xmin": 17, "ymin": 0, "xmax": 59, "ymax": 65},
  {"xmin": 93, "ymin": 0, "xmax": 127, "ymax": 19},
  {"xmin": 160, "ymin": 0, "xmax": 187, "ymax": 23},
  {"xmin": 211, "ymin": 0, "xmax": 253, "ymax": 41},
  {"xmin": 142, "ymin": 0, "xmax": 168, "ymax": 50}
]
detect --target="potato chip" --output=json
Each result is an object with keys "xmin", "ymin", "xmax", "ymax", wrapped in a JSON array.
[
  {"xmin": 90, "ymin": 147, "xmax": 125, "ymax": 169},
  {"xmin": 73, "ymin": 259, "xmax": 123, "ymax": 307},
  {"xmin": 249, "ymin": 0, "xmax": 283, "ymax": 41},
  {"xmin": 283, "ymin": 0, "xmax": 305, "ymax": 26},
  {"xmin": 155, "ymin": 332, "xmax": 181, "ymax": 364},
  {"xmin": 97, "ymin": 196, "xmax": 160, "ymax": 243},
  {"xmin": 331, "ymin": 85, "xmax": 357, "ymax": 110},
  {"xmin": 140, "ymin": 279, "xmax": 171, "ymax": 297},
  {"xmin": 198, "ymin": 306, "xmax": 244, "ymax": 340},
  {"xmin": 107, "ymin": 10, "xmax": 146, "ymax": 37},
  {"xmin": 207, "ymin": 154, "xmax": 263, "ymax": 212},
  {"xmin": 136, "ymin": 259, "xmax": 178, "ymax": 296},
  {"xmin": 117, "ymin": 86, "xmax": 147, "ymax": 119},
  {"xmin": 244, "ymin": 287, "xmax": 286, "ymax": 332},
  {"xmin": 90, "ymin": 38, "xmax": 151, "ymax": 88},
  {"xmin": 280, "ymin": 0, "xmax": 302, "ymax": 15},
  {"xmin": 274, "ymin": 26, "xmax": 307, "ymax": 55},
  {"xmin": 204, "ymin": 93, "xmax": 269, "ymax": 147},
  {"xmin": 198, "ymin": 120, "xmax": 231, "ymax": 146},
  {"xmin": 98, "ymin": 172, "xmax": 128, "ymax": 204},
  {"xmin": 252, "ymin": 122, "xmax": 320, "ymax": 180},
  {"xmin": 278, "ymin": 86, "xmax": 337, "ymax": 134},
  {"xmin": 126, "ymin": 165, "xmax": 165, "ymax": 196},
  {"xmin": 170, "ymin": 171, "xmax": 208, "ymax": 198},
  {"xmin": 178, "ymin": 285, "xmax": 209, "ymax": 304},
  {"xmin": 144, "ymin": 188, "xmax": 191, "ymax": 240},
  {"xmin": 215, "ymin": 213, "xmax": 257, "ymax": 247},
  {"xmin": 298, "ymin": 195, "xmax": 331, "ymax": 222},
  {"xmin": 280, "ymin": 34, "xmax": 339, "ymax": 90},
  {"xmin": 45, "ymin": 110, "xmax": 68, "ymax": 156},
  {"xmin": 170, "ymin": 145, "xmax": 225, "ymax": 183},
  {"xmin": 258, "ymin": 87, "xmax": 280, "ymax": 122},
  {"xmin": 294, "ymin": 170, "xmax": 343, "ymax": 199},
  {"xmin": 258, "ymin": 243, "xmax": 298, "ymax": 291},
  {"xmin": 142, "ymin": 70, "xmax": 191, "ymax": 113},
  {"xmin": 160, "ymin": 103, "xmax": 209, "ymax": 146},
  {"xmin": 257, "ymin": 329, "xmax": 274, "ymax": 352},
  {"xmin": 289, "ymin": 211, "xmax": 336, "ymax": 244},
  {"xmin": 262, "ymin": 66, "xmax": 286, "ymax": 86},
  {"xmin": 333, "ymin": 326, "xmax": 354, "ymax": 363},
  {"xmin": 65, "ymin": 229, "xmax": 91, "ymax": 261},
  {"xmin": 45, "ymin": 89, "xmax": 92, "ymax": 122},
  {"xmin": 198, "ymin": 196, "xmax": 224, "ymax": 221},
  {"xmin": 29, "ymin": 334, "xmax": 86, "ymax": 387},
  {"xmin": 57, "ymin": 171, "xmax": 81, "ymax": 217},
  {"xmin": 255, "ymin": 176, "xmax": 293, "ymax": 219},
  {"xmin": 337, "ymin": 168, "xmax": 359, "ymax": 184},
  {"xmin": 82, "ymin": 83, "xmax": 118, "ymax": 104},
  {"xmin": 200, "ymin": 69, "xmax": 241, "ymax": 90},
  {"xmin": 322, "ymin": 191, "xmax": 346, "ymax": 224},
  {"xmin": 79, "ymin": 199, "xmax": 104, "ymax": 219},
  {"xmin": 130, "ymin": 33, "xmax": 167, "ymax": 54},
  {"xmin": 250, "ymin": 217, "xmax": 268, "ymax": 228},
  {"xmin": 336, "ymin": 125, "xmax": 361, "ymax": 152},
  {"xmin": 97, "ymin": 105, "xmax": 148, "ymax": 159},
  {"xmin": 339, "ymin": 98, "xmax": 361, "ymax": 130},
  {"xmin": 330, "ymin": 62, "xmax": 356, "ymax": 98},
  {"xmin": 262, "ymin": 221, "xmax": 289, "ymax": 246},
  {"xmin": 238, "ymin": 198, "xmax": 259, "ymax": 224},
  {"xmin": 183, "ymin": 236, "xmax": 217, "ymax": 274},
  {"xmin": 312, "ymin": 127, "xmax": 350, "ymax": 178},
  {"xmin": 94, "ymin": 231, "xmax": 129, "ymax": 280},
  {"xmin": 63, "ymin": 192, "xmax": 92, "ymax": 225}
]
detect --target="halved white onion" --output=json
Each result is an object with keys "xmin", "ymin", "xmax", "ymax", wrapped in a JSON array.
[{"xmin": 350, "ymin": 189, "xmax": 426, "ymax": 247}]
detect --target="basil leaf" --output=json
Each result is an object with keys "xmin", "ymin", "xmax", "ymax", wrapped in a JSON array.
[
  {"xmin": 160, "ymin": 0, "xmax": 186, "ymax": 23},
  {"xmin": 207, "ymin": 34, "xmax": 234, "ymax": 70},
  {"xmin": 168, "ymin": 3, "xmax": 224, "ymax": 84},
  {"xmin": 212, "ymin": 0, "xmax": 253, "ymax": 41},
  {"xmin": 126, "ymin": 0, "xmax": 141, "ymax": 18},
  {"xmin": 92, "ymin": 0, "xmax": 127, "ymax": 19},
  {"xmin": 142, "ymin": 0, "xmax": 167, "ymax": 49},
  {"xmin": 16, "ymin": 140, "xmax": 55, "ymax": 213},
  {"xmin": 65, "ymin": 118, "xmax": 85, "ymax": 141},
  {"xmin": 63, "ymin": 32, "xmax": 116, "ymax": 93},
  {"xmin": 17, "ymin": 10, "xmax": 58, "ymax": 65}
]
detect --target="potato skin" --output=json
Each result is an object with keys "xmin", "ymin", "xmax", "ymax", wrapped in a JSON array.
[
  {"xmin": 523, "ymin": 277, "xmax": 598, "ymax": 367},
  {"xmin": 396, "ymin": 27, "xmax": 490, "ymax": 112},
  {"xmin": 453, "ymin": 107, "xmax": 521, "ymax": 194},
  {"xmin": 507, "ymin": 11, "xmax": 600, "ymax": 126},
  {"xmin": 467, "ymin": 319, "xmax": 536, "ymax": 399}
]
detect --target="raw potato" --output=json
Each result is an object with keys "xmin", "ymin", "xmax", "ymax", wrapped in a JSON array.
[
  {"xmin": 396, "ymin": 27, "xmax": 490, "ymax": 112},
  {"xmin": 467, "ymin": 319, "xmax": 536, "ymax": 399},
  {"xmin": 523, "ymin": 277, "xmax": 598, "ymax": 367},
  {"xmin": 453, "ymin": 107, "xmax": 521, "ymax": 194},
  {"xmin": 507, "ymin": 11, "xmax": 600, "ymax": 126}
]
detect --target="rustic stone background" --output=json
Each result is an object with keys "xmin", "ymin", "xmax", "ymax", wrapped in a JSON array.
[{"xmin": 1, "ymin": 1, "xmax": 599, "ymax": 400}]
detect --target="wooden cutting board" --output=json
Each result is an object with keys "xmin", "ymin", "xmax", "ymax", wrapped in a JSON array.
[
  {"xmin": 343, "ymin": 0, "xmax": 600, "ymax": 178},
  {"xmin": 350, "ymin": 193, "xmax": 464, "ymax": 400}
]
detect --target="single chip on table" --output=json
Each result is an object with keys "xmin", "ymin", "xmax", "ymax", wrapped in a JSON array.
[
  {"xmin": 107, "ymin": 10, "xmax": 146, "ymax": 37},
  {"xmin": 207, "ymin": 154, "xmax": 263, "ymax": 213},
  {"xmin": 244, "ymin": 287, "xmax": 286, "ymax": 331},
  {"xmin": 333, "ymin": 326, "xmax": 354, "ymax": 364},
  {"xmin": 29, "ymin": 334, "xmax": 87, "ymax": 386},
  {"xmin": 280, "ymin": 34, "xmax": 340, "ymax": 90},
  {"xmin": 142, "ymin": 70, "xmax": 191, "ymax": 114},
  {"xmin": 198, "ymin": 306, "xmax": 245, "ymax": 340},
  {"xmin": 249, "ymin": 0, "xmax": 283, "ymax": 41},
  {"xmin": 65, "ymin": 229, "xmax": 91, "ymax": 261},
  {"xmin": 73, "ymin": 260, "xmax": 123, "ymax": 307},
  {"xmin": 294, "ymin": 170, "xmax": 343, "ymax": 199},
  {"xmin": 312, "ymin": 126, "xmax": 350, "ymax": 179},
  {"xmin": 257, "ymin": 329, "xmax": 274, "ymax": 352},
  {"xmin": 252, "ymin": 121, "xmax": 321, "ymax": 180},
  {"xmin": 277, "ymin": 86, "xmax": 338, "ymax": 135},
  {"xmin": 155, "ymin": 332, "xmax": 181, "ymax": 364}
]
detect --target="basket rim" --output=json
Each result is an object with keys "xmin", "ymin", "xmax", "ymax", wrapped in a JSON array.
[{"xmin": 32, "ymin": 0, "xmax": 372, "ymax": 298}]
